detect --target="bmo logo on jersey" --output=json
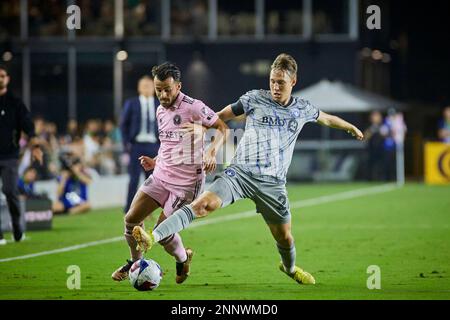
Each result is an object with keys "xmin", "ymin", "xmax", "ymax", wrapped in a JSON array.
[
  {"xmin": 261, "ymin": 116, "xmax": 285, "ymax": 127},
  {"xmin": 260, "ymin": 116, "xmax": 298, "ymax": 133}
]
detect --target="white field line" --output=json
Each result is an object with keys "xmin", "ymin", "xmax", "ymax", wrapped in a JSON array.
[{"xmin": 0, "ymin": 183, "xmax": 398, "ymax": 263}]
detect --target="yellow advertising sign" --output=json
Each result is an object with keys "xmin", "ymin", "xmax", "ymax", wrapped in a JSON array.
[{"xmin": 424, "ymin": 142, "xmax": 450, "ymax": 185}]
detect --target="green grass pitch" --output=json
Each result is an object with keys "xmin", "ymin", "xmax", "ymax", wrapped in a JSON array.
[{"xmin": 0, "ymin": 183, "xmax": 449, "ymax": 300}]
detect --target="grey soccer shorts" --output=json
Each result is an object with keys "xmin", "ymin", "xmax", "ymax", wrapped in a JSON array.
[{"xmin": 207, "ymin": 165, "xmax": 291, "ymax": 225}]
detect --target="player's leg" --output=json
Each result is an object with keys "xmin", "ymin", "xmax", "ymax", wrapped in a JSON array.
[
  {"xmin": 133, "ymin": 190, "xmax": 222, "ymax": 252},
  {"xmin": 132, "ymin": 175, "xmax": 239, "ymax": 252},
  {"xmin": 267, "ymin": 222, "xmax": 295, "ymax": 273},
  {"xmin": 111, "ymin": 190, "xmax": 160, "ymax": 281},
  {"xmin": 155, "ymin": 211, "xmax": 193, "ymax": 284},
  {"xmin": 267, "ymin": 222, "xmax": 315, "ymax": 285},
  {"xmin": 255, "ymin": 182, "xmax": 315, "ymax": 285},
  {"xmin": 156, "ymin": 210, "xmax": 188, "ymax": 264},
  {"xmin": 157, "ymin": 178, "xmax": 205, "ymax": 284},
  {"xmin": 125, "ymin": 191, "xmax": 160, "ymax": 258}
]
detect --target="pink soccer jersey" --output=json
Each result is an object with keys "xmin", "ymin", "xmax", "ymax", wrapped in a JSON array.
[{"xmin": 152, "ymin": 92, "xmax": 218, "ymax": 186}]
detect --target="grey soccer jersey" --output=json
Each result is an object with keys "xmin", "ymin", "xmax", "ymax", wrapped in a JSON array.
[{"xmin": 230, "ymin": 89, "xmax": 320, "ymax": 183}]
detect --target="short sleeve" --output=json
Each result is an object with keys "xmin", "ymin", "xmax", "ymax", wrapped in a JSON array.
[
  {"xmin": 191, "ymin": 101, "xmax": 219, "ymax": 127},
  {"xmin": 238, "ymin": 90, "xmax": 258, "ymax": 115},
  {"xmin": 230, "ymin": 100, "xmax": 244, "ymax": 116},
  {"xmin": 303, "ymin": 100, "xmax": 320, "ymax": 123}
]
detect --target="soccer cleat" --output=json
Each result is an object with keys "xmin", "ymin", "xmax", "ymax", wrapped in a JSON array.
[
  {"xmin": 0, "ymin": 238, "xmax": 6, "ymax": 245},
  {"xmin": 132, "ymin": 226, "xmax": 155, "ymax": 253},
  {"xmin": 175, "ymin": 248, "xmax": 194, "ymax": 284},
  {"xmin": 111, "ymin": 259, "xmax": 134, "ymax": 281},
  {"xmin": 279, "ymin": 262, "xmax": 316, "ymax": 285}
]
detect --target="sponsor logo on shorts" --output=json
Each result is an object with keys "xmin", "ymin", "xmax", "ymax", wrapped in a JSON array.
[{"xmin": 224, "ymin": 168, "xmax": 236, "ymax": 177}]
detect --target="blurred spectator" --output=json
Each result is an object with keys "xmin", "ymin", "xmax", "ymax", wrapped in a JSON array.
[
  {"xmin": 171, "ymin": 0, "xmax": 208, "ymax": 37},
  {"xmin": 52, "ymin": 153, "xmax": 92, "ymax": 215},
  {"xmin": 380, "ymin": 109, "xmax": 398, "ymax": 181},
  {"xmin": 0, "ymin": 0, "xmax": 21, "ymax": 39},
  {"xmin": 218, "ymin": 1, "xmax": 255, "ymax": 36},
  {"xmin": 18, "ymin": 167, "xmax": 38, "ymax": 198},
  {"xmin": 83, "ymin": 119, "xmax": 102, "ymax": 171},
  {"xmin": 104, "ymin": 119, "xmax": 122, "ymax": 145},
  {"xmin": 125, "ymin": 0, "xmax": 161, "ymax": 36},
  {"xmin": 81, "ymin": 119, "xmax": 118, "ymax": 175},
  {"xmin": 437, "ymin": 106, "xmax": 450, "ymax": 143},
  {"xmin": 29, "ymin": 116, "xmax": 56, "ymax": 180},
  {"xmin": 28, "ymin": 0, "xmax": 66, "ymax": 37},
  {"xmin": 61, "ymin": 119, "xmax": 81, "ymax": 145},
  {"xmin": 77, "ymin": 0, "xmax": 114, "ymax": 36},
  {"xmin": 364, "ymin": 111, "xmax": 384, "ymax": 181}
]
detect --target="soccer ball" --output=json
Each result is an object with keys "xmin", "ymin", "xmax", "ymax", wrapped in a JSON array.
[{"xmin": 129, "ymin": 258, "xmax": 163, "ymax": 291}]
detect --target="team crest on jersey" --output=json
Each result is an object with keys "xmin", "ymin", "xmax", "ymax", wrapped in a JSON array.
[
  {"xmin": 173, "ymin": 114, "xmax": 182, "ymax": 125},
  {"xmin": 290, "ymin": 108, "xmax": 300, "ymax": 118},
  {"xmin": 224, "ymin": 168, "xmax": 236, "ymax": 177},
  {"xmin": 288, "ymin": 119, "xmax": 298, "ymax": 133}
]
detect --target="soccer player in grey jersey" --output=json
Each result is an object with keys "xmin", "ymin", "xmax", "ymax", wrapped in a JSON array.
[{"xmin": 133, "ymin": 53, "xmax": 364, "ymax": 285}]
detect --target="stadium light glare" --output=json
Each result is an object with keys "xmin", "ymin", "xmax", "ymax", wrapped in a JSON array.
[
  {"xmin": 116, "ymin": 50, "xmax": 128, "ymax": 61},
  {"xmin": 2, "ymin": 51, "xmax": 13, "ymax": 62}
]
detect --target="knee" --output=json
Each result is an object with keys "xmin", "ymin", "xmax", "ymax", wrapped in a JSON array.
[
  {"xmin": 124, "ymin": 212, "xmax": 139, "ymax": 225},
  {"xmin": 277, "ymin": 233, "xmax": 294, "ymax": 248},
  {"xmin": 191, "ymin": 200, "xmax": 208, "ymax": 217},
  {"xmin": 191, "ymin": 194, "xmax": 220, "ymax": 217}
]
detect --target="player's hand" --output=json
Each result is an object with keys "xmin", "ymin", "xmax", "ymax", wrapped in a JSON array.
[
  {"xmin": 180, "ymin": 122, "xmax": 207, "ymax": 136},
  {"xmin": 348, "ymin": 126, "xmax": 364, "ymax": 141},
  {"xmin": 139, "ymin": 156, "xmax": 156, "ymax": 171},
  {"xmin": 203, "ymin": 150, "xmax": 217, "ymax": 174}
]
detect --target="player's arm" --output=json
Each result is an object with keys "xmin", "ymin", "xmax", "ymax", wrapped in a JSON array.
[
  {"xmin": 218, "ymin": 101, "xmax": 246, "ymax": 122},
  {"xmin": 203, "ymin": 118, "xmax": 229, "ymax": 173},
  {"xmin": 317, "ymin": 110, "xmax": 364, "ymax": 140},
  {"xmin": 139, "ymin": 155, "xmax": 158, "ymax": 171}
]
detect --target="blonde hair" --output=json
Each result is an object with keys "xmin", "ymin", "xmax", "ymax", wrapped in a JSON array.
[{"xmin": 271, "ymin": 53, "xmax": 297, "ymax": 78}]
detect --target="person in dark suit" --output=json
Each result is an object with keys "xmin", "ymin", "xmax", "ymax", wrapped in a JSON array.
[{"xmin": 120, "ymin": 75, "xmax": 159, "ymax": 213}]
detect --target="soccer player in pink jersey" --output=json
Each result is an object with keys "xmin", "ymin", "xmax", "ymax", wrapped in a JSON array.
[{"xmin": 112, "ymin": 62, "xmax": 228, "ymax": 284}]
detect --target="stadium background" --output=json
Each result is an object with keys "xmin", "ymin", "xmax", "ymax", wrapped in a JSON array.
[{"xmin": 0, "ymin": 0, "xmax": 449, "ymax": 301}]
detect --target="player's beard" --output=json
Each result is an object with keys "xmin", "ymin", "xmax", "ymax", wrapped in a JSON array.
[{"xmin": 160, "ymin": 99, "xmax": 172, "ymax": 108}]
